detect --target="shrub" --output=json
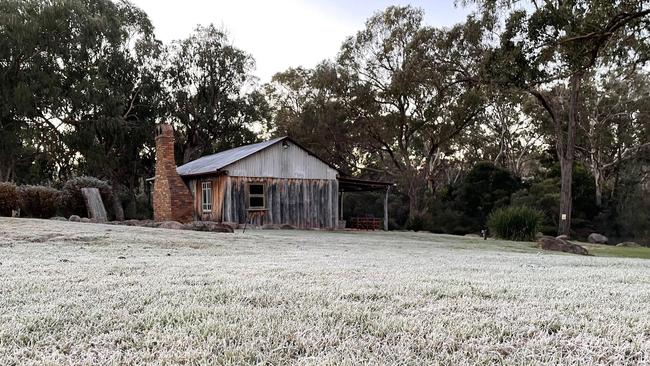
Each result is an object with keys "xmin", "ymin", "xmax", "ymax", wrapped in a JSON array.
[
  {"xmin": 19, "ymin": 185, "xmax": 61, "ymax": 218},
  {"xmin": 487, "ymin": 206, "xmax": 543, "ymax": 241},
  {"xmin": 133, "ymin": 192, "xmax": 152, "ymax": 220},
  {"xmin": 0, "ymin": 182, "xmax": 20, "ymax": 216},
  {"xmin": 59, "ymin": 176, "xmax": 113, "ymax": 217},
  {"xmin": 405, "ymin": 214, "xmax": 426, "ymax": 232}
]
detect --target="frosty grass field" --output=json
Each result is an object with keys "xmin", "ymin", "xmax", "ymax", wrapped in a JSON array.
[{"xmin": 1, "ymin": 218, "xmax": 650, "ymax": 365}]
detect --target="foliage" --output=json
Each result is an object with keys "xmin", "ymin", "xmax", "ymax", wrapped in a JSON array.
[
  {"xmin": 18, "ymin": 185, "xmax": 60, "ymax": 218},
  {"xmin": 0, "ymin": 0, "xmax": 648, "ymax": 242},
  {"xmin": 335, "ymin": 6, "xmax": 488, "ymax": 219},
  {"xmin": 0, "ymin": 182, "xmax": 19, "ymax": 216},
  {"xmin": 133, "ymin": 192, "xmax": 153, "ymax": 220},
  {"xmin": 457, "ymin": 162, "xmax": 521, "ymax": 228},
  {"xmin": 512, "ymin": 160, "xmax": 598, "ymax": 238},
  {"xmin": 427, "ymin": 202, "xmax": 470, "ymax": 235},
  {"xmin": 424, "ymin": 162, "xmax": 520, "ymax": 234},
  {"xmin": 166, "ymin": 25, "xmax": 267, "ymax": 164},
  {"xmin": 487, "ymin": 206, "xmax": 542, "ymax": 241},
  {"xmin": 59, "ymin": 177, "xmax": 113, "ymax": 218},
  {"xmin": 265, "ymin": 63, "xmax": 360, "ymax": 174},
  {"xmin": 474, "ymin": 0, "xmax": 650, "ymax": 235}
]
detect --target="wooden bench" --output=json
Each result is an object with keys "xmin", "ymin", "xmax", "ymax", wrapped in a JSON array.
[{"xmin": 350, "ymin": 217, "xmax": 382, "ymax": 230}]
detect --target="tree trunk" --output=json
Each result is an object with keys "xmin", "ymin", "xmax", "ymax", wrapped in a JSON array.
[
  {"xmin": 557, "ymin": 73, "xmax": 582, "ymax": 236},
  {"xmin": 112, "ymin": 182, "xmax": 125, "ymax": 221},
  {"xmin": 594, "ymin": 169, "xmax": 603, "ymax": 207},
  {"xmin": 558, "ymin": 158, "xmax": 574, "ymax": 236},
  {"xmin": 407, "ymin": 187, "xmax": 419, "ymax": 220}
]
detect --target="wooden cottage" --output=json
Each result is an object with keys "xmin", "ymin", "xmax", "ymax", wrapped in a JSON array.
[{"xmin": 152, "ymin": 124, "xmax": 392, "ymax": 229}]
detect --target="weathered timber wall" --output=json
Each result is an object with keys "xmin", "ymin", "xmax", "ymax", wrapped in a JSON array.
[
  {"xmin": 187, "ymin": 175, "xmax": 227, "ymax": 221},
  {"xmin": 223, "ymin": 141, "xmax": 338, "ymax": 180},
  {"xmin": 222, "ymin": 176, "xmax": 338, "ymax": 228}
]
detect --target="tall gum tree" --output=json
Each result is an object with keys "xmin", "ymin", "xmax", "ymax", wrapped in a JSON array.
[
  {"xmin": 165, "ymin": 25, "xmax": 269, "ymax": 164},
  {"xmin": 471, "ymin": 0, "xmax": 650, "ymax": 236},
  {"xmin": 338, "ymin": 6, "xmax": 487, "ymax": 219}
]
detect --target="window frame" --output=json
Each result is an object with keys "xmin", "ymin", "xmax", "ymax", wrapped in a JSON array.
[
  {"xmin": 201, "ymin": 181, "xmax": 213, "ymax": 213},
  {"xmin": 247, "ymin": 182, "xmax": 266, "ymax": 210}
]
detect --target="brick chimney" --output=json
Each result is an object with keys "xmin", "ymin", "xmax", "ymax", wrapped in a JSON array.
[{"xmin": 153, "ymin": 124, "xmax": 193, "ymax": 223}]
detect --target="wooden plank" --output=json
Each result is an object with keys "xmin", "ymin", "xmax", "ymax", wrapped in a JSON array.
[
  {"xmin": 325, "ymin": 181, "xmax": 334, "ymax": 229},
  {"xmin": 224, "ymin": 177, "xmax": 232, "ymax": 222},
  {"xmin": 273, "ymin": 183, "xmax": 281, "ymax": 224},
  {"xmin": 266, "ymin": 179, "xmax": 273, "ymax": 224},
  {"xmin": 331, "ymin": 180, "xmax": 336, "ymax": 228},
  {"xmin": 384, "ymin": 186, "xmax": 389, "ymax": 231},
  {"xmin": 81, "ymin": 188, "xmax": 107, "ymax": 222}
]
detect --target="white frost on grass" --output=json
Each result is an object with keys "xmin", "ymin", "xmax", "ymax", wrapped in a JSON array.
[{"xmin": 1, "ymin": 217, "xmax": 649, "ymax": 365}]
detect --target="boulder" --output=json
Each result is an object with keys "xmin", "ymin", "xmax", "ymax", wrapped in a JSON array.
[
  {"xmin": 616, "ymin": 241, "xmax": 642, "ymax": 247},
  {"xmin": 537, "ymin": 236, "xmax": 589, "ymax": 255},
  {"xmin": 69, "ymin": 215, "xmax": 81, "ymax": 222},
  {"xmin": 157, "ymin": 221, "xmax": 184, "ymax": 230},
  {"xmin": 222, "ymin": 222, "xmax": 240, "ymax": 230},
  {"xmin": 556, "ymin": 234, "xmax": 569, "ymax": 240},
  {"xmin": 120, "ymin": 219, "xmax": 145, "ymax": 226},
  {"xmin": 50, "ymin": 216, "xmax": 68, "ymax": 221},
  {"xmin": 279, "ymin": 224, "xmax": 297, "ymax": 230},
  {"xmin": 183, "ymin": 221, "xmax": 234, "ymax": 233},
  {"xmin": 588, "ymin": 233, "xmax": 608, "ymax": 244},
  {"xmin": 80, "ymin": 218, "xmax": 91, "ymax": 223}
]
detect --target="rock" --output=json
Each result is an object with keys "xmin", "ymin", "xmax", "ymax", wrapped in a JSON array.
[
  {"xmin": 50, "ymin": 216, "xmax": 67, "ymax": 221},
  {"xmin": 69, "ymin": 215, "xmax": 81, "ymax": 222},
  {"xmin": 222, "ymin": 222, "xmax": 239, "ymax": 229},
  {"xmin": 556, "ymin": 234, "xmax": 569, "ymax": 240},
  {"xmin": 537, "ymin": 236, "xmax": 589, "ymax": 255},
  {"xmin": 121, "ymin": 219, "xmax": 141, "ymax": 226},
  {"xmin": 157, "ymin": 221, "xmax": 184, "ymax": 230},
  {"xmin": 587, "ymin": 233, "xmax": 608, "ymax": 244},
  {"xmin": 183, "ymin": 221, "xmax": 234, "ymax": 233},
  {"xmin": 280, "ymin": 224, "xmax": 297, "ymax": 230},
  {"xmin": 80, "ymin": 218, "xmax": 91, "ymax": 223},
  {"xmin": 535, "ymin": 232, "xmax": 545, "ymax": 239},
  {"xmin": 616, "ymin": 241, "xmax": 642, "ymax": 247}
]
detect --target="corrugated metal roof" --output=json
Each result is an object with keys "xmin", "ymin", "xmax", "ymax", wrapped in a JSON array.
[{"xmin": 176, "ymin": 137, "xmax": 286, "ymax": 177}]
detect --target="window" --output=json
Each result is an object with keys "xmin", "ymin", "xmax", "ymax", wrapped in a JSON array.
[
  {"xmin": 247, "ymin": 183, "xmax": 265, "ymax": 209},
  {"xmin": 201, "ymin": 181, "xmax": 212, "ymax": 212}
]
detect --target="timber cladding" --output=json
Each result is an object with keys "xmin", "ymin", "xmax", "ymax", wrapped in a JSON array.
[{"xmin": 190, "ymin": 176, "xmax": 339, "ymax": 229}]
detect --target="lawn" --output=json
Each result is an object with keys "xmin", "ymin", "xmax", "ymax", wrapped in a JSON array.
[{"xmin": 1, "ymin": 218, "xmax": 649, "ymax": 365}]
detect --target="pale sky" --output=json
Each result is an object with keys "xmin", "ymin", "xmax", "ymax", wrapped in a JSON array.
[{"xmin": 130, "ymin": 0, "xmax": 474, "ymax": 83}]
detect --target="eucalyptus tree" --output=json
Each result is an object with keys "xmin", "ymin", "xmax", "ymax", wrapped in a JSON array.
[
  {"xmin": 166, "ymin": 25, "xmax": 269, "ymax": 164},
  {"xmin": 0, "ymin": 0, "xmax": 166, "ymax": 219},
  {"xmin": 337, "ymin": 6, "xmax": 488, "ymax": 219},
  {"xmin": 579, "ymin": 71, "xmax": 650, "ymax": 207},
  {"xmin": 265, "ymin": 62, "xmax": 362, "ymax": 175},
  {"xmin": 472, "ymin": 0, "xmax": 650, "ymax": 235}
]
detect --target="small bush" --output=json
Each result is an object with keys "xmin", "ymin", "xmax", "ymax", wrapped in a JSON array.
[
  {"xmin": 59, "ymin": 176, "xmax": 113, "ymax": 217},
  {"xmin": 0, "ymin": 182, "xmax": 20, "ymax": 216},
  {"xmin": 19, "ymin": 185, "xmax": 61, "ymax": 218},
  {"xmin": 405, "ymin": 214, "xmax": 425, "ymax": 232},
  {"xmin": 133, "ymin": 192, "xmax": 152, "ymax": 220},
  {"xmin": 488, "ymin": 206, "xmax": 543, "ymax": 241}
]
